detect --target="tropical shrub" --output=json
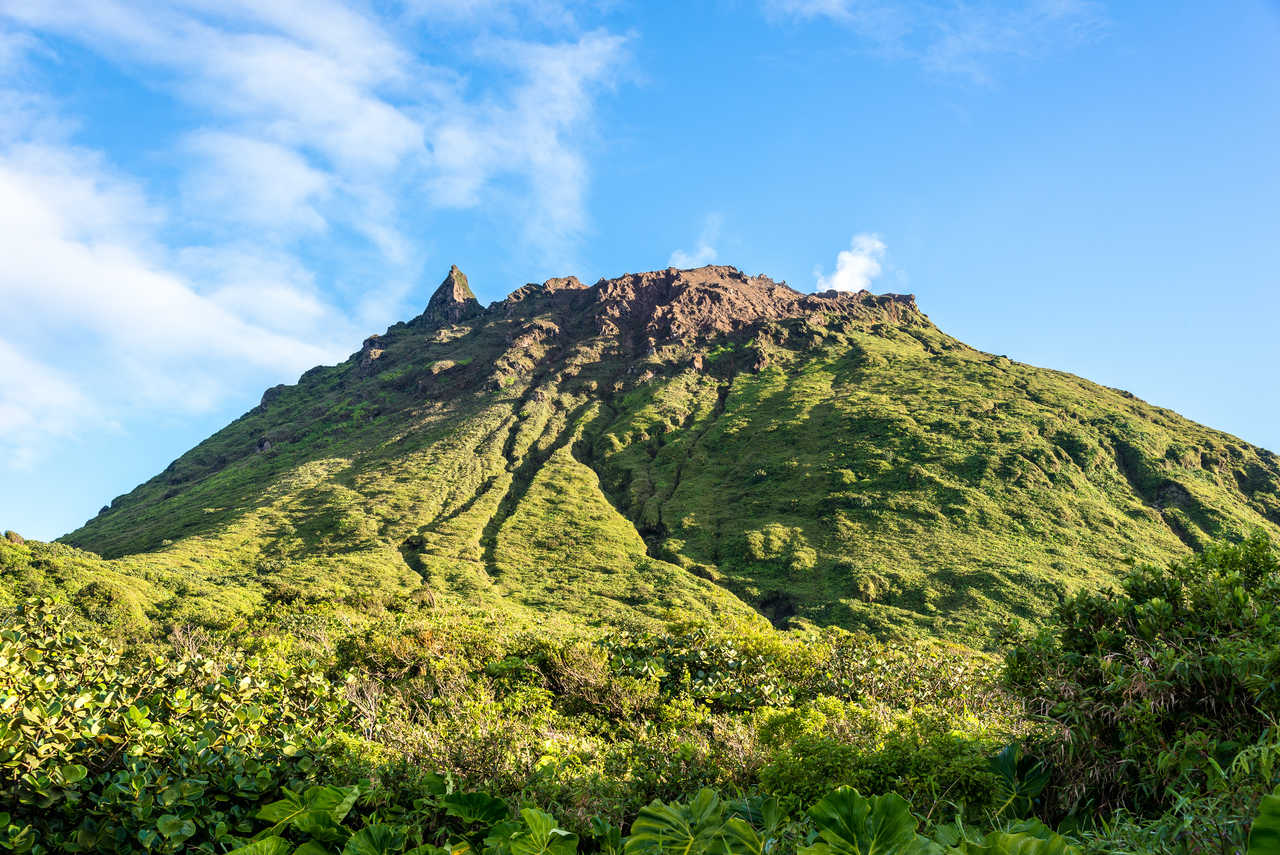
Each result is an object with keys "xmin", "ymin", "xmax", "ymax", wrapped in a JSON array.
[
  {"xmin": 215, "ymin": 784, "xmax": 1076, "ymax": 855},
  {"xmin": 796, "ymin": 787, "xmax": 1079, "ymax": 855},
  {"xmin": 1250, "ymin": 790, "xmax": 1280, "ymax": 854},
  {"xmin": 1007, "ymin": 533, "xmax": 1280, "ymax": 815},
  {"xmin": 0, "ymin": 600, "xmax": 349, "ymax": 853},
  {"xmin": 756, "ymin": 701, "xmax": 1006, "ymax": 815}
]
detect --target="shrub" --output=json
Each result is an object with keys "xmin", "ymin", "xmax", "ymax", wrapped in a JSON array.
[
  {"xmin": 0, "ymin": 599, "xmax": 350, "ymax": 853},
  {"xmin": 756, "ymin": 701, "xmax": 1005, "ymax": 817},
  {"xmin": 1007, "ymin": 533, "xmax": 1280, "ymax": 816}
]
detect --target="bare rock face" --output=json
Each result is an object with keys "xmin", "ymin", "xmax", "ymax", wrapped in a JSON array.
[
  {"xmin": 585, "ymin": 265, "xmax": 919, "ymax": 347},
  {"xmin": 423, "ymin": 265, "xmax": 483, "ymax": 326},
  {"xmin": 359, "ymin": 335, "xmax": 387, "ymax": 368},
  {"xmin": 413, "ymin": 263, "xmax": 917, "ymax": 353}
]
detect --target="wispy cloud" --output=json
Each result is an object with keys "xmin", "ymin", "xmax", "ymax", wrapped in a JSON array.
[
  {"xmin": 815, "ymin": 233, "xmax": 887, "ymax": 292},
  {"xmin": 403, "ymin": 0, "xmax": 588, "ymax": 31},
  {"xmin": 669, "ymin": 213, "xmax": 723, "ymax": 269},
  {"xmin": 764, "ymin": 0, "xmax": 1106, "ymax": 79},
  {"xmin": 182, "ymin": 131, "xmax": 332, "ymax": 234},
  {"xmin": 425, "ymin": 30, "xmax": 629, "ymax": 262},
  {"xmin": 0, "ymin": 0, "xmax": 627, "ymax": 468},
  {"xmin": 0, "ymin": 338, "xmax": 94, "ymax": 471},
  {"xmin": 0, "ymin": 141, "xmax": 346, "ymax": 451}
]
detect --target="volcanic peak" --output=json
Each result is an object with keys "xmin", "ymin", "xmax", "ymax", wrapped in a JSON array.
[{"xmin": 423, "ymin": 263, "xmax": 921, "ymax": 349}]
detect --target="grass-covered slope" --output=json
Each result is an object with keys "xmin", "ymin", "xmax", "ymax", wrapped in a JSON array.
[
  {"xmin": 59, "ymin": 266, "xmax": 1280, "ymax": 638},
  {"xmin": 588, "ymin": 317, "xmax": 1280, "ymax": 636}
]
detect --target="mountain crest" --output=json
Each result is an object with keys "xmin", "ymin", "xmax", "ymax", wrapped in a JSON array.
[
  {"xmin": 63, "ymin": 261, "xmax": 1280, "ymax": 642},
  {"xmin": 423, "ymin": 265, "xmax": 482, "ymax": 326},
  {"xmin": 586, "ymin": 265, "xmax": 920, "ymax": 346}
]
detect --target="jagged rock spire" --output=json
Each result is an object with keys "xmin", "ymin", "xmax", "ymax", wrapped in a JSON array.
[{"xmin": 424, "ymin": 265, "xmax": 483, "ymax": 326}]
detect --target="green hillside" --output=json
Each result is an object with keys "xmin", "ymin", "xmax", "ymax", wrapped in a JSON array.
[{"xmin": 55, "ymin": 265, "xmax": 1280, "ymax": 639}]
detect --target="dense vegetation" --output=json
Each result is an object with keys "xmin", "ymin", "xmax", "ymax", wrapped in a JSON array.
[
  {"xmin": 57, "ymin": 267, "xmax": 1280, "ymax": 642},
  {"xmin": 9, "ymin": 267, "xmax": 1280, "ymax": 852},
  {"xmin": 6, "ymin": 535, "xmax": 1280, "ymax": 853}
]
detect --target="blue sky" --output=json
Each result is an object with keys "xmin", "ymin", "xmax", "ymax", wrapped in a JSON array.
[{"xmin": 1, "ymin": 0, "xmax": 1277, "ymax": 540}]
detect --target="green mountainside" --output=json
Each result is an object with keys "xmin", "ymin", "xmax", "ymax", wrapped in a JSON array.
[{"xmin": 48, "ymin": 265, "xmax": 1280, "ymax": 639}]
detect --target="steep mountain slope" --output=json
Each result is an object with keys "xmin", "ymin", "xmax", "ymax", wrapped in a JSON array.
[{"xmin": 60, "ymin": 265, "xmax": 1280, "ymax": 638}]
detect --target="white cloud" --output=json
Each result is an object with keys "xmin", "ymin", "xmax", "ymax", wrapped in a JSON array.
[
  {"xmin": 669, "ymin": 213, "xmax": 722, "ymax": 268},
  {"xmin": 815, "ymin": 233, "xmax": 886, "ymax": 292},
  {"xmin": 424, "ymin": 30, "xmax": 628, "ymax": 262},
  {"xmin": 0, "ymin": 1, "xmax": 629, "ymax": 467},
  {"xmin": 0, "ymin": 145, "xmax": 348, "ymax": 373},
  {"xmin": 0, "ymin": 338, "xmax": 94, "ymax": 470},
  {"xmin": 764, "ymin": 0, "xmax": 1105, "ymax": 79},
  {"xmin": 0, "ymin": 0, "xmax": 626, "ymax": 262},
  {"xmin": 177, "ymin": 245, "xmax": 330, "ymax": 335},
  {"xmin": 0, "ymin": 25, "xmax": 32, "ymax": 71},
  {"xmin": 0, "ymin": 140, "xmax": 351, "ymax": 462},
  {"xmin": 182, "ymin": 131, "xmax": 331, "ymax": 233},
  {"xmin": 404, "ymin": 0, "xmax": 584, "ymax": 30},
  {"xmin": 0, "ymin": 0, "xmax": 426, "ymax": 241}
]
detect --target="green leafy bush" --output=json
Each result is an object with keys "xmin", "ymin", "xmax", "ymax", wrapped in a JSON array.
[
  {"xmin": 756, "ymin": 701, "xmax": 1005, "ymax": 815},
  {"xmin": 796, "ymin": 787, "xmax": 1079, "ymax": 855},
  {"xmin": 1007, "ymin": 533, "xmax": 1280, "ymax": 816},
  {"xmin": 0, "ymin": 600, "xmax": 349, "ymax": 853}
]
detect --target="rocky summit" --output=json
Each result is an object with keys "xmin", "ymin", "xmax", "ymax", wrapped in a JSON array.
[{"xmin": 54, "ymin": 265, "xmax": 1280, "ymax": 639}]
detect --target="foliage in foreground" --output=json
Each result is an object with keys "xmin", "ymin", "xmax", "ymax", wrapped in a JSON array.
[
  {"xmin": 218, "ymin": 785, "xmax": 1081, "ymax": 855},
  {"xmin": 1, "ymin": 597, "xmax": 1029, "ymax": 854},
  {"xmin": 1009, "ymin": 532, "xmax": 1280, "ymax": 829},
  {"xmin": 6, "ymin": 534, "xmax": 1280, "ymax": 853},
  {"xmin": 0, "ymin": 600, "xmax": 343, "ymax": 853}
]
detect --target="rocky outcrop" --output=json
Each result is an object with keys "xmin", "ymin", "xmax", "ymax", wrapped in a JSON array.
[
  {"xmin": 585, "ymin": 265, "xmax": 921, "ymax": 346},
  {"xmin": 417, "ymin": 263, "xmax": 917, "ymax": 348},
  {"xmin": 423, "ymin": 265, "xmax": 483, "ymax": 326},
  {"xmin": 359, "ymin": 335, "xmax": 387, "ymax": 368}
]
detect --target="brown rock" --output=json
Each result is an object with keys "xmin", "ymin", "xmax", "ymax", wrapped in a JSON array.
[
  {"xmin": 583, "ymin": 265, "xmax": 920, "ymax": 349},
  {"xmin": 359, "ymin": 335, "xmax": 386, "ymax": 368},
  {"xmin": 423, "ymin": 265, "xmax": 483, "ymax": 326}
]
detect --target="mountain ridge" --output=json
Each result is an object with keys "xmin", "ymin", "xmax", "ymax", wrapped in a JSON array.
[{"xmin": 56, "ymin": 264, "xmax": 1280, "ymax": 639}]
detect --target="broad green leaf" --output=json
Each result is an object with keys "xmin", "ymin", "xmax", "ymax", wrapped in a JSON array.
[
  {"xmin": 306, "ymin": 785, "xmax": 361, "ymax": 825},
  {"xmin": 626, "ymin": 789, "xmax": 759, "ymax": 855},
  {"xmin": 258, "ymin": 791, "xmax": 306, "ymax": 824},
  {"xmin": 590, "ymin": 817, "xmax": 623, "ymax": 855},
  {"xmin": 58, "ymin": 764, "xmax": 88, "ymax": 784},
  {"xmin": 343, "ymin": 824, "xmax": 408, "ymax": 855},
  {"xmin": 521, "ymin": 809, "xmax": 555, "ymax": 843},
  {"xmin": 989, "ymin": 745, "xmax": 1051, "ymax": 819},
  {"xmin": 957, "ymin": 830, "xmax": 1078, "ymax": 855},
  {"xmin": 728, "ymin": 797, "xmax": 782, "ymax": 837},
  {"xmin": 156, "ymin": 814, "xmax": 196, "ymax": 840},
  {"xmin": 1250, "ymin": 793, "xmax": 1280, "ymax": 855},
  {"xmin": 486, "ymin": 820, "xmax": 525, "ymax": 846},
  {"xmin": 999, "ymin": 823, "xmax": 1053, "ymax": 840},
  {"xmin": 226, "ymin": 836, "xmax": 292, "ymax": 855},
  {"xmin": 294, "ymin": 844, "xmax": 335, "ymax": 855},
  {"xmin": 444, "ymin": 792, "xmax": 509, "ymax": 826},
  {"xmin": 802, "ymin": 788, "xmax": 932, "ymax": 855},
  {"xmin": 258, "ymin": 785, "xmax": 359, "ymax": 842},
  {"xmin": 420, "ymin": 772, "xmax": 450, "ymax": 797},
  {"xmin": 718, "ymin": 818, "xmax": 763, "ymax": 855},
  {"xmin": 686, "ymin": 789, "xmax": 722, "ymax": 828},
  {"xmin": 625, "ymin": 799, "xmax": 700, "ymax": 855},
  {"xmin": 506, "ymin": 809, "xmax": 578, "ymax": 855}
]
